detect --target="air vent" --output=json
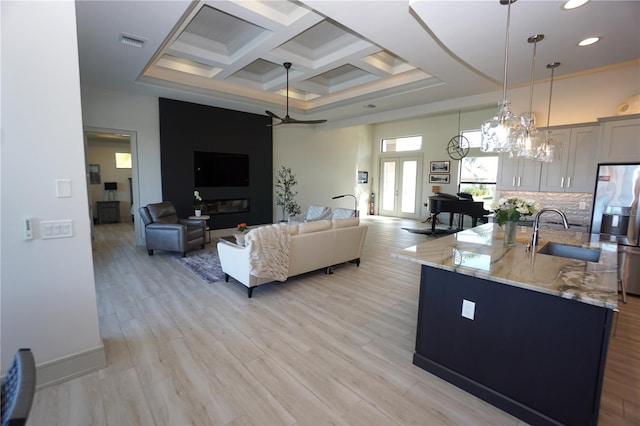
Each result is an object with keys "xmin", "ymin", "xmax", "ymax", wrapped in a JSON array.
[{"xmin": 120, "ymin": 33, "xmax": 145, "ymax": 48}]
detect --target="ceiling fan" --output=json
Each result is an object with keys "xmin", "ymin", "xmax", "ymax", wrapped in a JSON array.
[{"xmin": 266, "ymin": 62, "xmax": 327, "ymax": 126}]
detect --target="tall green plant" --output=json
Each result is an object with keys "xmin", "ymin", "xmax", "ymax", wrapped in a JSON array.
[{"xmin": 275, "ymin": 166, "xmax": 302, "ymax": 220}]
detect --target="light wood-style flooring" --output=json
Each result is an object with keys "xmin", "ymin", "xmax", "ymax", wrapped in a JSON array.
[{"xmin": 28, "ymin": 217, "xmax": 639, "ymax": 425}]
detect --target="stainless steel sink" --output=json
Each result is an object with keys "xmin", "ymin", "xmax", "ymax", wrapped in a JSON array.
[{"xmin": 537, "ymin": 242, "xmax": 601, "ymax": 263}]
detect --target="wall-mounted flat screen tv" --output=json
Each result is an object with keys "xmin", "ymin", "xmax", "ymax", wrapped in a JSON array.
[{"xmin": 194, "ymin": 151, "xmax": 250, "ymax": 187}]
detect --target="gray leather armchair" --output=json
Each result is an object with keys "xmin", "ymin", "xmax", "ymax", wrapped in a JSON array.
[{"xmin": 139, "ymin": 202, "xmax": 206, "ymax": 257}]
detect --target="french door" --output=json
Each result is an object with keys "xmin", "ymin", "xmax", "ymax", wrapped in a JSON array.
[{"xmin": 379, "ymin": 156, "xmax": 422, "ymax": 219}]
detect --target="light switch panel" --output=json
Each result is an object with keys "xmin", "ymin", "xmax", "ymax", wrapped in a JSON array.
[
  {"xmin": 56, "ymin": 179, "xmax": 72, "ymax": 198},
  {"xmin": 41, "ymin": 220, "xmax": 73, "ymax": 239},
  {"xmin": 462, "ymin": 299, "xmax": 475, "ymax": 320}
]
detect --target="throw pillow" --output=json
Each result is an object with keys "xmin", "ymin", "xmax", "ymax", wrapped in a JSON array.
[
  {"xmin": 332, "ymin": 208, "xmax": 355, "ymax": 220},
  {"xmin": 306, "ymin": 205, "xmax": 332, "ymax": 221}
]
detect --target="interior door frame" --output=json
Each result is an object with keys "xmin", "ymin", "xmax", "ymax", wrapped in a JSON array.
[
  {"xmin": 83, "ymin": 126, "xmax": 142, "ymax": 245},
  {"xmin": 378, "ymin": 155, "xmax": 423, "ymax": 220}
]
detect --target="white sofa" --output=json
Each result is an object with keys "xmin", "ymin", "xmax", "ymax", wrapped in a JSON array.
[{"xmin": 217, "ymin": 217, "xmax": 367, "ymax": 297}]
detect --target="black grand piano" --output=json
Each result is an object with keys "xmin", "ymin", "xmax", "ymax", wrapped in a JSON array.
[{"xmin": 427, "ymin": 193, "xmax": 490, "ymax": 234}]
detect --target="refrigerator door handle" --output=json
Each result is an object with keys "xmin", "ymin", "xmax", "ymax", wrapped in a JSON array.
[
  {"xmin": 560, "ymin": 177, "xmax": 564, "ymax": 188},
  {"xmin": 567, "ymin": 177, "xmax": 571, "ymax": 188}
]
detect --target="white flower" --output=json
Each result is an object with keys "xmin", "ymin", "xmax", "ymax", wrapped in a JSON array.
[{"xmin": 492, "ymin": 196, "xmax": 540, "ymax": 225}]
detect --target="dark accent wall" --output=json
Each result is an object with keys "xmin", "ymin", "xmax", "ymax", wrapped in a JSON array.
[{"xmin": 159, "ymin": 98, "xmax": 273, "ymax": 229}]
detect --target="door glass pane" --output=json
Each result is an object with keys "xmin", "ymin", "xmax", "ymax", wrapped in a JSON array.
[
  {"xmin": 382, "ymin": 161, "xmax": 396, "ymax": 211},
  {"xmin": 401, "ymin": 160, "xmax": 417, "ymax": 213}
]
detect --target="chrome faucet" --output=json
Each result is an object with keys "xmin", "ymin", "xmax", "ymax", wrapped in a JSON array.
[{"xmin": 531, "ymin": 208, "xmax": 570, "ymax": 247}]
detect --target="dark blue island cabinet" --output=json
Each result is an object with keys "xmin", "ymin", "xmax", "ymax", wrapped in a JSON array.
[{"xmin": 414, "ymin": 266, "xmax": 614, "ymax": 426}]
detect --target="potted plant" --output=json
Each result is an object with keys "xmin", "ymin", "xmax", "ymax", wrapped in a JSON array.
[
  {"xmin": 193, "ymin": 190, "xmax": 203, "ymax": 216},
  {"xmin": 235, "ymin": 222, "xmax": 248, "ymax": 245},
  {"xmin": 275, "ymin": 166, "xmax": 302, "ymax": 221}
]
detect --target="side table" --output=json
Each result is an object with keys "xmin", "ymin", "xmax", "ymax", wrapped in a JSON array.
[
  {"xmin": 97, "ymin": 201, "xmax": 121, "ymax": 224},
  {"xmin": 189, "ymin": 214, "xmax": 211, "ymax": 244}
]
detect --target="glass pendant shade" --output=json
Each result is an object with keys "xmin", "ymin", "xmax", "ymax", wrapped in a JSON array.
[
  {"xmin": 480, "ymin": 0, "xmax": 522, "ymax": 154},
  {"xmin": 536, "ymin": 62, "xmax": 562, "ymax": 162},
  {"xmin": 515, "ymin": 34, "xmax": 546, "ymax": 159},
  {"xmin": 536, "ymin": 130, "xmax": 560, "ymax": 162},
  {"xmin": 481, "ymin": 101, "xmax": 523, "ymax": 154},
  {"xmin": 514, "ymin": 113, "xmax": 540, "ymax": 158}
]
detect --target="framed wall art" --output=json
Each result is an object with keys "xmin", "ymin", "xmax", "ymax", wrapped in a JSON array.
[
  {"xmin": 357, "ymin": 171, "xmax": 368, "ymax": 184},
  {"xmin": 429, "ymin": 174, "xmax": 450, "ymax": 184},
  {"xmin": 430, "ymin": 161, "xmax": 450, "ymax": 173},
  {"xmin": 89, "ymin": 164, "xmax": 101, "ymax": 184}
]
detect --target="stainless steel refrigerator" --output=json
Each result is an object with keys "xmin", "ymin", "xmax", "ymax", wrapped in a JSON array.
[{"xmin": 590, "ymin": 162, "xmax": 640, "ymax": 296}]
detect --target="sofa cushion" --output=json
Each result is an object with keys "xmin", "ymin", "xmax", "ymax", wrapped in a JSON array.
[
  {"xmin": 298, "ymin": 220, "xmax": 331, "ymax": 234},
  {"xmin": 306, "ymin": 205, "xmax": 332, "ymax": 221},
  {"xmin": 332, "ymin": 217, "xmax": 360, "ymax": 229},
  {"xmin": 332, "ymin": 208, "xmax": 355, "ymax": 220}
]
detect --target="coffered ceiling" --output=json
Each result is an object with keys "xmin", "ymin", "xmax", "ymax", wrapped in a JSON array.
[{"xmin": 75, "ymin": 0, "xmax": 640, "ymax": 128}]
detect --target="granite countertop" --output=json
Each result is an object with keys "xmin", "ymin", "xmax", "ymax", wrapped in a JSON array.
[{"xmin": 392, "ymin": 223, "xmax": 619, "ymax": 310}]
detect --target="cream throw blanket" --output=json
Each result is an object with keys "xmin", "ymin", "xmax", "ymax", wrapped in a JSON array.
[{"xmin": 245, "ymin": 223, "xmax": 290, "ymax": 282}]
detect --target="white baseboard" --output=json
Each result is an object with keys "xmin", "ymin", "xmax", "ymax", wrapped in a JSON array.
[{"xmin": 36, "ymin": 345, "xmax": 106, "ymax": 389}]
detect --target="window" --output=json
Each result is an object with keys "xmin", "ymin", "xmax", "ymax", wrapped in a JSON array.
[
  {"xmin": 115, "ymin": 152, "xmax": 131, "ymax": 169},
  {"xmin": 381, "ymin": 136, "xmax": 422, "ymax": 153},
  {"xmin": 459, "ymin": 131, "xmax": 498, "ymax": 209},
  {"xmin": 462, "ymin": 129, "xmax": 483, "ymax": 148}
]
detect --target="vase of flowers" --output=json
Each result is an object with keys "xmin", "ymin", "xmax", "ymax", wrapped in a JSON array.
[
  {"xmin": 235, "ymin": 222, "xmax": 247, "ymax": 246},
  {"xmin": 491, "ymin": 197, "xmax": 540, "ymax": 247},
  {"xmin": 194, "ymin": 190, "xmax": 203, "ymax": 216}
]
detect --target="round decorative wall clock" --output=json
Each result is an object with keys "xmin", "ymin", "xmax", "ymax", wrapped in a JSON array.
[{"xmin": 447, "ymin": 135, "xmax": 470, "ymax": 160}]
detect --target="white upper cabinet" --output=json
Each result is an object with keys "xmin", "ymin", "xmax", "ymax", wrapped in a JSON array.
[
  {"xmin": 497, "ymin": 156, "xmax": 541, "ymax": 191},
  {"xmin": 539, "ymin": 125, "xmax": 598, "ymax": 193},
  {"xmin": 598, "ymin": 115, "xmax": 640, "ymax": 163}
]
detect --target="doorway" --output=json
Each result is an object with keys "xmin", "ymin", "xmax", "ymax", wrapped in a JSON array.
[
  {"xmin": 84, "ymin": 127, "xmax": 142, "ymax": 245},
  {"xmin": 378, "ymin": 156, "xmax": 422, "ymax": 219}
]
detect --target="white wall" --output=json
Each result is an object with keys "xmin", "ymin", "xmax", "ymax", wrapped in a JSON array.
[
  {"xmin": 1, "ymin": 1, "xmax": 103, "ymax": 377},
  {"xmin": 273, "ymin": 125, "xmax": 373, "ymax": 219}
]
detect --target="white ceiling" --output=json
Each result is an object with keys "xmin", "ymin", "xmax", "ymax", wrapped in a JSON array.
[{"xmin": 75, "ymin": 0, "xmax": 640, "ymax": 129}]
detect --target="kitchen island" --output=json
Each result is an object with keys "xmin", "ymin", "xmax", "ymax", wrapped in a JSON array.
[{"xmin": 392, "ymin": 223, "xmax": 618, "ymax": 426}]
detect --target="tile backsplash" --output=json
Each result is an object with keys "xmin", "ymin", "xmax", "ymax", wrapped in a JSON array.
[{"xmin": 498, "ymin": 191, "xmax": 593, "ymax": 226}]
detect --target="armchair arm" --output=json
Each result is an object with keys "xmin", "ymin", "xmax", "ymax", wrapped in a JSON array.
[
  {"xmin": 144, "ymin": 223, "xmax": 187, "ymax": 252},
  {"xmin": 146, "ymin": 223, "xmax": 185, "ymax": 231},
  {"xmin": 180, "ymin": 218, "xmax": 206, "ymax": 228},
  {"xmin": 217, "ymin": 241, "xmax": 253, "ymax": 286}
]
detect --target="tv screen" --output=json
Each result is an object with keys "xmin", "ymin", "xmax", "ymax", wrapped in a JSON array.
[{"xmin": 194, "ymin": 151, "xmax": 249, "ymax": 187}]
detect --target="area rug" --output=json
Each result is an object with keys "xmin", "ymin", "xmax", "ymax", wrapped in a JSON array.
[{"xmin": 175, "ymin": 250, "xmax": 225, "ymax": 284}]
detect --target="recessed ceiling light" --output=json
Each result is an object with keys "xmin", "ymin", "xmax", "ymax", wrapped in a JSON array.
[
  {"xmin": 578, "ymin": 36, "xmax": 600, "ymax": 47},
  {"xmin": 563, "ymin": 0, "xmax": 589, "ymax": 10}
]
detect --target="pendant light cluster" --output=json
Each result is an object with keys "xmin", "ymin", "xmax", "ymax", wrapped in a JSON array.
[{"xmin": 480, "ymin": 0, "xmax": 559, "ymax": 163}]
